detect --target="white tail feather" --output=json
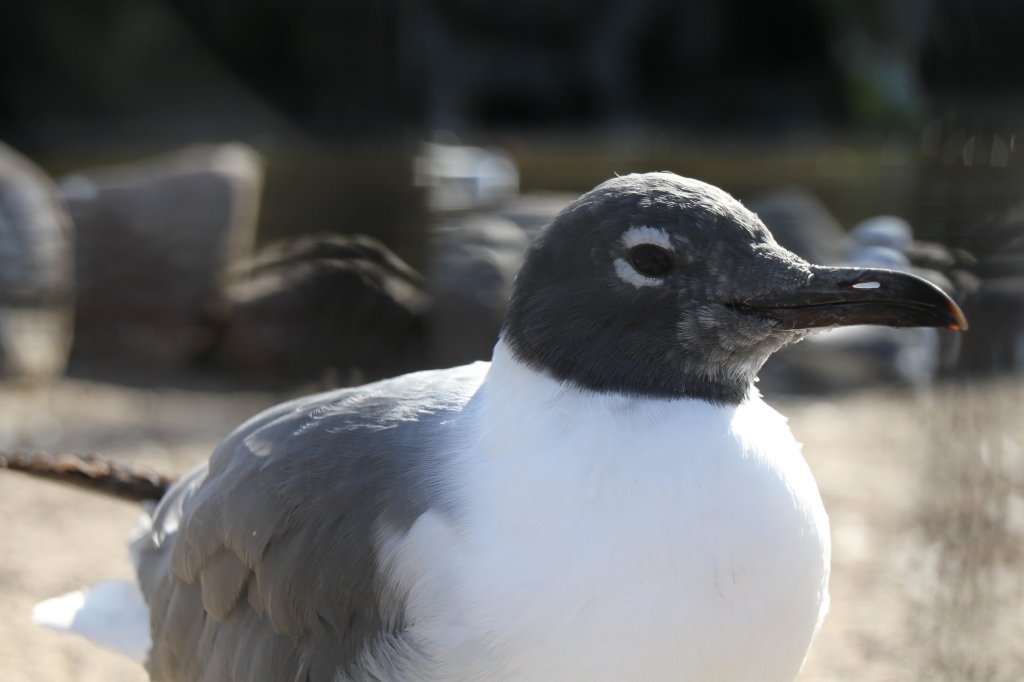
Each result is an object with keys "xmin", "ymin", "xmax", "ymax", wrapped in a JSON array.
[{"xmin": 33, "ymin": 579, "xmax": 151, "ymax": 663}]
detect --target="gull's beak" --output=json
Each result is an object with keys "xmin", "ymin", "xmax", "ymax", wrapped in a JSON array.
[{"xmin": 736, "ymin": 266, "xmax": 969, "ymax": 331}]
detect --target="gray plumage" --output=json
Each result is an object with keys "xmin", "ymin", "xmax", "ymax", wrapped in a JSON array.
[{"xmin": 136, "ymin": 364, "xmax": 484, "ymax": 681}]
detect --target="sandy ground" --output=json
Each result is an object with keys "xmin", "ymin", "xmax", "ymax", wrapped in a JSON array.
[{"xmin": 1, "ymin": 375, "xmax": 1022, "ymax": 681}]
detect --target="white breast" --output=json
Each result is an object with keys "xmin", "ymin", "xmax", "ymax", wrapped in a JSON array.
[{"xmin": 374, "ymin": 342, "xmax": 831, "ymax": 682}]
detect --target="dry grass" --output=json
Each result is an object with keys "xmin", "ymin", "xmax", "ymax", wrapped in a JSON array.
[{"xmin": 0, "ymin": 375, "xmax": 1021, "ymax": 681}]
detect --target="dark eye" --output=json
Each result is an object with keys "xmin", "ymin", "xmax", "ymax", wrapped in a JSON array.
[{"xmin": 629, "ymin": 244, "xmax": 673, "ymax": 277}]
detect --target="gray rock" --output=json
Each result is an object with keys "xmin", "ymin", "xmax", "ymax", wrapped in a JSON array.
[
  {"xmin": 429, "ymin": 190, "xmax": 574, "ymax": 366},
  {"xmin": 494, "ymin": 191, "xmax": 574, "ymax": 240},
  {"xmin": 847, "ymin": 216, "xmax": 913, "ymax": 252},
  {"xmin": 61, "ymin": 143, "xmax": 263, "ymax": 370},
  {"xmin": 0, "ymin": 143, "xmax": 74, "ymax": 381},
  {"xmin": 428, "ymin": 213, "xmax": 531, "ymax": 367},
  {"xmin": 414, "ymin": 142, "xmax": 519, "ymax": 213},
  {"xmin": 747, "ymin": 188, "xmax": 846, "ymax": 265}
]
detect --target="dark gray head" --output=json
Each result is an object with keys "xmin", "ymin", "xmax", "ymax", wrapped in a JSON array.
[{"xmin": 503, "ymin": 172, "xmax": 966, "ymax": 405}]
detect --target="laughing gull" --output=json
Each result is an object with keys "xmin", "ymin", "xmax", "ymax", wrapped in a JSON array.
[{"xmin": 22, "ymin": 172, "xmax": 966, "ymax": 681}]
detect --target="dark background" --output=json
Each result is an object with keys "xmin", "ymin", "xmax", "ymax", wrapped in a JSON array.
[
  {"xmin": 3, "ymin": 0, "xmax": 1024, "ymax": 246},
  {"xmin": 4, "ymin": 1, "xmax": 1024, "ymax": 140}
]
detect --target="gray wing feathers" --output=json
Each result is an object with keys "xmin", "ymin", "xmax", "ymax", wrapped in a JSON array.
[
  {"xmin": 135, "ymin": 364, "xmax": 486, "ymax": 682},
  {"xmin": 198, "ymin": 550, "xmax": 249, "ymax": 620}
]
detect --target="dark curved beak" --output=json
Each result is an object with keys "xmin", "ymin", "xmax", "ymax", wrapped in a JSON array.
[{"xmin": 736, "ymin": 266, "xmax": 968, "ymax": 331}]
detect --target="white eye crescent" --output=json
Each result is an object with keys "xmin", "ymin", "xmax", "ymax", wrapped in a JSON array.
[
  {"xmin": 620, "ymin": 225, "xmax": 674, "ymax": 250},
  {"xmin": 615, "ymin": 226, "xmax": 676, "ymax": 288}
]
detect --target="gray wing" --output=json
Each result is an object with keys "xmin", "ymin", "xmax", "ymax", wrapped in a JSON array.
[{"xmin": 134, "ymin": 363, "xmax": 487, "ymax": 682}]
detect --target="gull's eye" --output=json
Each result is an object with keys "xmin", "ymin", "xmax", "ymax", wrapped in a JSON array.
[{"xmin": 629, "ymin": 244, "xmax": 673, "ymax": 277}]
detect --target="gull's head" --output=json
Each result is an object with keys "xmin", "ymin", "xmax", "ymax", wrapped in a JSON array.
[{"xmin": 503, "ymin": 172, "xmax": 966, "ymax": 404}]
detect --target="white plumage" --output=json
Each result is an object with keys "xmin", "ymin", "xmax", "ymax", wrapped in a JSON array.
[{"xmin": 368, "ymin": 340, "xmax": 830, "ymax": 680}]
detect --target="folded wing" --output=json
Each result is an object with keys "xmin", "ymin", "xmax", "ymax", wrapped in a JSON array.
[{"xmin": 134, "ymin": 364, "xmax": 486, "ymax": 682}]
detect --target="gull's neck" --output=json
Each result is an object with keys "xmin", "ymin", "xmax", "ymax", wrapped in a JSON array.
[{"xmin": 484, "ymin": 338, "xmax": 746, "ymax": 427}]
